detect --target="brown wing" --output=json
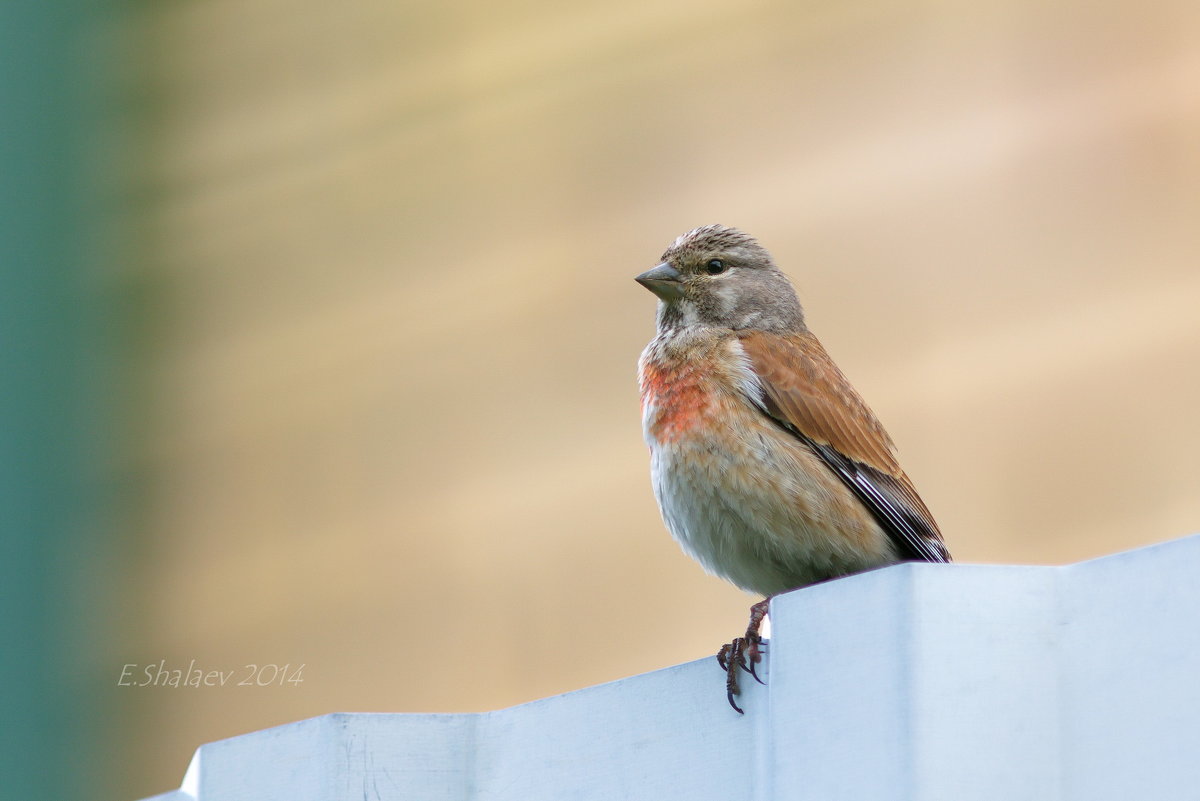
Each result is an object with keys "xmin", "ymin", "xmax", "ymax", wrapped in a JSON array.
[{"xmin": 738, "ymin": 330, "xmax": 950, "ymax": 563}]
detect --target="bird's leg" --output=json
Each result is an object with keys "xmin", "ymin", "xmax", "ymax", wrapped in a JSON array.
[
  {"xmin": 716, "ymin": 597, "xmax": 772, "ymax": 714},
  {"xmin": 742, "ymin": 598, "xmax": 770, "ymax": 683}
]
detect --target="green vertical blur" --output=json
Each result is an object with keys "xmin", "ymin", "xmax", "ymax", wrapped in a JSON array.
[{"xmin": 0, "ymin": 2, "xmax": 118, "ymax": 799}]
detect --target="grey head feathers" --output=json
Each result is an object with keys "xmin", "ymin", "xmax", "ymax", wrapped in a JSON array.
[{"xmin": 654, "ymin": 224, "xmax": 805, "ymax": 334}]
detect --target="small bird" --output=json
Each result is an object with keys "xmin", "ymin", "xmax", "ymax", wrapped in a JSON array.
[{"xmin": 636, "ymin": 225, "xmax": 950, "ymax": 712}]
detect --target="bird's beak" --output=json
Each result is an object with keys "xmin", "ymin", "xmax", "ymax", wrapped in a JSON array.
[{"xmin": 635, "ymin": 262, "xmax": 684, "ymax": 302}]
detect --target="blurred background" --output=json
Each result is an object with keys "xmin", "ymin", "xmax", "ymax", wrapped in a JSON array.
[{"xmin": 3, "ymin": 0, "xmax": 1198, "ymax": 798}]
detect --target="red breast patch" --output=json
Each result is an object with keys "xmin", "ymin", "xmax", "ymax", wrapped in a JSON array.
[{"xmin": 641, "ymin": 361, "xmax": 713, "ymax": 443}]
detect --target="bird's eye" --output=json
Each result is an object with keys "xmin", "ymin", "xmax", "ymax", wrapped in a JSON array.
[{"xmin": 704, "ymin": 259, "xmax": 727, "ymax": 275}]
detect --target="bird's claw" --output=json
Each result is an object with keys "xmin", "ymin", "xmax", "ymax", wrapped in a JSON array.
[
  {"xmin": 716, "ymin": 599, "xmax": 772, "ymax": 712},
  {"xmin": 717, "ymin": 634, "xmax": 768, "ymax": 713},
  {"xmin": 747, "ymin": 647, "xmax": 766, "ymax": 685},
  {"xmin": 720, "ymin": 640, "xmax": 746, "ymax": 714},
  {"xmin": 726, "ymin": 687, "xmax": 744, "ymax": 715}
]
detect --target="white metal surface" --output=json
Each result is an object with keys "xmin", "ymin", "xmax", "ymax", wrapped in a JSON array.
[{"xmin": 138, "ymin": 533, "xmax": 1200, "ymax": 801}]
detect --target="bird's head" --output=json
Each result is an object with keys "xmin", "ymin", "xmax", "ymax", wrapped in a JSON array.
[{"xmin": 636, "ymin": 224, "xmax": 805, "ymax": 333}]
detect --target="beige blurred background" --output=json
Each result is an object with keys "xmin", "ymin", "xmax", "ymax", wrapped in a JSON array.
[{"xmin": 96, "ymin": 0, "xmax": 1200, "ymax": 797}]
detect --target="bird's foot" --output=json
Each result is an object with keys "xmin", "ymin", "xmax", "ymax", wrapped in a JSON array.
[{"xmin": 715, "ymin": 598, "xmax": 771, "ymax": 714}]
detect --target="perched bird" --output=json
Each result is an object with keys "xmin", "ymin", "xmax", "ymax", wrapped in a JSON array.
[{"xmin": 636, "ymin": 224, "xmax": 950, "ymax": 712}]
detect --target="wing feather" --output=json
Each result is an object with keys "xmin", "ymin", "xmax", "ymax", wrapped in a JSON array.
[{"xmin": 737, "ymin": 330, "xmax": 950, "ymax": 563}]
